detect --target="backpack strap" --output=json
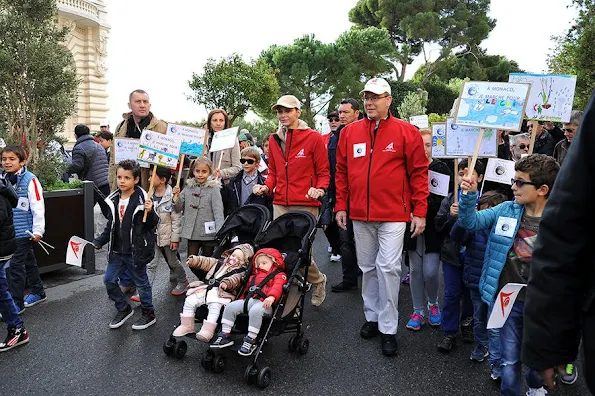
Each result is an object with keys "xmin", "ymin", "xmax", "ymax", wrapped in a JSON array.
[{"xmin": 243, "ymin": 268, "xmax": 283, "ymax": 313}]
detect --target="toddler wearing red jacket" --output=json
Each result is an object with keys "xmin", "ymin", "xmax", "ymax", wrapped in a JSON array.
[{"xmin": 210, "ymin": 248, "xmax": 287, "ymax": 356}]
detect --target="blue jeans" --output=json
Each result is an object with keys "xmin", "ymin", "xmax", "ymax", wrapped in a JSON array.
[
  {"xmin": 0, "ymin": 260, "xmax": 23, "ymax": 328},
  {"xmin": 500, "ymin": 300, "xmax": 543, "ymax": 395},
  {"xmin": 470, "ymin": 289, "xmax": 500, "ymax": 370},
  {"xmin": 104, "ymin": 253, "xmax": 153, "ymax": 312},
  {"xmin": 441, "ymin": 262, "xmax": 473, "ymax": 335},
  {"xmin": 7, "ymin": 238, "xmax": 45, "ymax": 309}
]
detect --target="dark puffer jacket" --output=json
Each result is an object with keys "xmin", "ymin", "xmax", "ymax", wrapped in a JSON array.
[
  {"xmin": 67, "ymin": 134, "xmax": 109, "ymax": 187},
  {"xmin": 450, "ymin": 222, "xmax": 489, "ymax": 290},
  {"xmin": 0, "ymin": 178, "xmax": 17, "ymax": 259}
]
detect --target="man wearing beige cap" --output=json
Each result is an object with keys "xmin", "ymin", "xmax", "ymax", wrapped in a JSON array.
[
  {"xmin": 335, "ymin": 78, "xmax": 429, "ymax": 356},
  {"xmin": 253, "ymin": 95, "xmax": 330, "ymax": 306}
]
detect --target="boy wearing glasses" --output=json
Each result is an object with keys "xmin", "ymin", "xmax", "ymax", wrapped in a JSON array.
[
  {"xmin": 458, "ymin": 154, "xmax": 560, "ymax": 396},
  {"xmin": 226, "ymin": 147, "xmax": 271, "ymax": 216}
]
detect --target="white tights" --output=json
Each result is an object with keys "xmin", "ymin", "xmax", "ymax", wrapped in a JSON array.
[{"xmin": 183, "ymin": 292, "xmax": 222, "ymax": 323}]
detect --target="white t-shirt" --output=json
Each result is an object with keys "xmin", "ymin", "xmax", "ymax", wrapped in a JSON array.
[{"xmin": 118, "ymin": 197, "xmax": 130, "ymax": 222}]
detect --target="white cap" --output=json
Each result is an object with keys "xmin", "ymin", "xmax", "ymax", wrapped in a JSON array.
[
  {"xmin": 99, "ymin": 119, "xmax": 109, "ymax": 127},
  {"xmin": 271, "ymin": 95, "xmax": 302, "ymax": 110},
  {"xmin": 359, "ymin": 77, "xmax": 392, "ymax": 96}
]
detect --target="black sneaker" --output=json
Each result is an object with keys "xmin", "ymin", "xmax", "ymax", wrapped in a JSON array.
[
  {"xmin": 210, "ymin": 332, "xmax": 234, "ymax": 349},
  {"xmin": 109, "ymin": 305, "xmax": 133, "ymax": 329},
  {"xmin": 360, "ymin": 321, "xmax": 379, "ymax": 339},
  {"xmin": 238, "ymin": 335, "xmax": 257, "ymax": 356},
  {"xmin": 461, "ymin": 318, "xmax": 474, "ymax": 344},
  {"xmin": 381, "ymin": 333, "xmax": 398, "ymax": 356},
  {"xmin": 331, "ymin": 281, "xmax": 356, "ymax": 293},
  {"xmin": 437, "ymin": 334, "xmax": 457, "ymax": 352},
  {"xmin": 0, "ymin": 326, "xmax": 29, "ymax": 352},
  {"xmin": 131, "ymin": 309, "xmax": 156, "ymax": 330}
]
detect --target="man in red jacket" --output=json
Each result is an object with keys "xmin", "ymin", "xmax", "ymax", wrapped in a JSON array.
[
  {"xmin": 335, "ymin": 78, "xmax": 429, "ymax": 356},
  {"xmin": 253, "ymin": 95, "xmax": 330, "ymax": 307}
]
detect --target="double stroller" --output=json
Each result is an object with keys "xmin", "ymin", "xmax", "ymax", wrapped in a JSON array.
[{"xmin": 163, "ymin": 204, "xmax": 318, "ymax": 389}]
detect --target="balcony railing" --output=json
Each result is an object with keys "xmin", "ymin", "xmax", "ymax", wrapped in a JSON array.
[{"xmin": 57, "ymin": 0, "xmax": 100, "ymax": 23}]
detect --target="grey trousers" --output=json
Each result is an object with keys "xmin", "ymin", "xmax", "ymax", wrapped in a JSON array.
[
  {"xmin": 221, "ymin": 298, "xmax": 272, "ymax": 337},
  {"xmin": 147, "ymin": 245, "xmax": 187, "ymax": 286}
]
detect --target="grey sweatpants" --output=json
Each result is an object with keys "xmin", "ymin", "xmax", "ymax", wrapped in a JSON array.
[
  {"xmin": 221, "ymin": 298, "xmax": 272, "ymax": 337},
  {"xmin": 407, "ymin": 234, "xmax": 440, "ymax": 313},
  {"xmin": 147, "ymin": 245, "xmax": 187, "ymax": 286}
]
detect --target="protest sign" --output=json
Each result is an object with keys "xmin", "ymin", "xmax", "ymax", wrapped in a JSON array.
[
  {"xmin": 432, "ymin": 123, "xmax": 448, "ymax": 158},
  {"xmin": 209, "ymin": 127, "xmax": 239, "ymax": 153},
  {"xmin": 454, "ymin": 81, "xmax": 530, "ymax": 131},
  {"xmin": 138, "ymin": 130, "xmax": 182, "ymax": 170},
  {"xmin": 428, "ymin": 170, "xmax": 450, "ymax": 197},
  {"xmin": 166, "ymin": 123, "xmax": 207, "ymax": 156},
  {"xmin": 258, "ymin": 159, "xmax": 268, "ymax": 173},
  {"xmin": 487, "ymin": 283, "xmax": 526, "ymax": 329},
  {"xmin": 114, "ymin": 138, "xmax": 140, "ymax": 163},
  {"xmin": 445, "ymin": 119, "xmax": 497, "ymax": 158},
  {"xmin": 508, "ymin": 73, "xmax": 576, "ymax": 122},
  {"xmin": 66, "ymin": 236, "xmax": 93, "ymax": 267},
  {"xmin": 484, "ymin": 158, "xmax": 516, "ymax": 185},
  {"xmin": 409, "ymin": 115, "xmax": 429, "ymax": 129}
]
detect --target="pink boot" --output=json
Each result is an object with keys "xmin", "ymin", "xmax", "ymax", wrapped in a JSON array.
[
  {"xmin": 196, "ymin": 321, "xmax": 217, "ymax": 342},
  {"xmin": 172, "ymin": 314, "xmax": 195, "ymax": 337}
]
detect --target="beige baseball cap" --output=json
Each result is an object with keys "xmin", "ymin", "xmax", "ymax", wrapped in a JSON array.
[
  {"xmin": 359, "ymin": 77, "xmax": 392, "ymax": 96},
  {"xmin": 271, "ymin": 95, "xmax": 302, "ymax": 110}
]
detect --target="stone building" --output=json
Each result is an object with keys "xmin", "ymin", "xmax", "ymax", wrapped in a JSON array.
[{"xmin": 56, "ymin": 0, "xmax": 110, "ymax": 141}]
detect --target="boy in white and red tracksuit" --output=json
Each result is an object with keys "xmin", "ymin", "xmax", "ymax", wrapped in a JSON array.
[{"xmin": 210, "ymin": 248, "xmax": 287, "ymax": 356}]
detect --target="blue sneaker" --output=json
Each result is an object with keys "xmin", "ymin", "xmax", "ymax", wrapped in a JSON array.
[
  {"xmin": 470, "ymin": 345, "xmax": 489, "ymax": 362},
  {"xmin": 428, "ymin": 302, "xmax": 441, "ymax": 326},
  {"xmin": 24, "ymin": 294, "xmax": 47, "ymax": 308},
  {"xmin": 238, "ymin": 335, "xmax": 257, "ymax": 356},
  {"xmin": 405, "ymin": 310, "xmax": 426, "ymax": 331}
]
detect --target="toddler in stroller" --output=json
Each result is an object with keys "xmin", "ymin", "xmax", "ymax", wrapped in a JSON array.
[
  {"xmin": 210, "ymin": 248, "xmax": 287, "ymax": 356},
  {"xmin": 172, "ymin": 243, "xmax": 254, "ymax": 342}
]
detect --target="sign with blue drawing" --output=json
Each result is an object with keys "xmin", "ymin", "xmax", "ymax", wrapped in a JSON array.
[
  {"xmin": 138, "ymin": 130, "xmax": 182, "ymax": 169},
  {"xmin": 445, "ymin": 118, "xmax": 498, "ymax": 158},
  {"xmin": 508, "ymin": 73, "xmax": 576, "ymax": 122},
  {"xmin": 431, "ymin": 123, "xmax": 448, "ymax": 158},
  {"xmin": 454, "ymin": 81, "xmax": 530, "ymax": 131},
  {"xmin": 166, "ymin": 123, "xmax": 207, "ymax": 156}
]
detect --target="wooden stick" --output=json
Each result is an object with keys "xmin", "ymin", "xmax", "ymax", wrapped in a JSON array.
[
  {"xmin": 462, "ymin": 128, "xmax": 485, "ymax": 195},
  {"xmin": 175, "ymin": 154, "xmax": 185, "ymax": 189},
  {"xmin": 143, "ymin": 165, "xmax": 157, "ymax": 222},
  {"xmin": 216, "ymin": 151, "xmax": 224, "ymax": 170},
  {"xmin": 454, "ymin": 159, "xmax": 459, "ymax": 204},
  {"xmin": 528, "ymin": 120, "xmax": 538, "ymax": 155}
]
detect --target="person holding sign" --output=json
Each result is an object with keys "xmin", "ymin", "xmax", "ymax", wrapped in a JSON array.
[
  {"xmin": 458, "ymin": 154, "xmax": 559, "ymax": 396},
  {"xmin": 252, "ymin": 94, "xmax": 330, "ymax": 308},
  {"xmin": 110, "ymin": 89, "xmax": 167, "ymax": 192},
  {"xmin": 527, "ymin": 121, "xmax": 556, "ymax": 156},
  {"xmin": 205, "ymin": 109, "xmax": 241, "ymax": 185},
  {"xmin": 334, "ymin": 78, "xmax": 429, "ymax": 357}
]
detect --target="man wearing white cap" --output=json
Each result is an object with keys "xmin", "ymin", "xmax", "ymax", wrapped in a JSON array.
[
  {"xmin": 253, "ymin": 95, "xmax": 330, "ymax": 307},
  {"xmin": 99, "ymin": 119, "xmax": 110, "ymax": 133},
  {"xmin": 334, "ymin": 78, "xmax": 429, "ymax": 356}
]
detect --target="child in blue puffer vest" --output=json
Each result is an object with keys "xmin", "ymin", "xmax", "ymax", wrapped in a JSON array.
[{"xmin": 451, "ymin": 191, "xmax": 507, "ymax": 381}]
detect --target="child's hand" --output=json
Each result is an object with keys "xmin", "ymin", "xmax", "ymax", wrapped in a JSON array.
[
  {"xmin": 30, "ymin": 234, "xmax": 41, "ymax": 242},
  {"xmin": 169, "ymin": 242, "xmax": 179, "ymax": 251},
  {"xmin": 172, "ymin": 186, "xmax": 180, "ymax": 196},
  {"xmin": 93, "ymin": 243, "xmax": 101, "ymax": 249},
  {"xmin": 215, "ymin": 169, "xmax": 222, "ymax": 178},
  {"xmin": 189, "ymin": 280, "xmax": 202, "ymax": 288},
  {"xmin": 145, "ymin": 198, "xmax": 153, "ymax": 212},
  {"xmin": 450, "ymin": 203, "xmax": 459, "ymax": 217},
  {"xmin": 220, "ymin": 282, "xmax": 228, "ymax": 291},
  {"xmin": 253, "ymin": 184, "xmax": 268, "ymax": 195},
  {"xmin": 460, "ymin": 176, "xmax": 478, "ymax": 192},
  {"xmin": 262, "ymin": 296, "xmax": 275, "ymax": 310}
]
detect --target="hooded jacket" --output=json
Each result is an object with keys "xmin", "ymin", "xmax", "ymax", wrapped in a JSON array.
[
  {"xmin": 153, "ymin": 185, "xmax": 181, "ymax": 247},
  {"xmin": 265, "ymin": 120, "xmax": 330, "ymax": 208},
  {"xmin": 242, "ymin": 248, "xmax": 287, "ymax": 302},
  {"xmin": 67, "ymin": 134, "xmax": 109, "ymax": 187},
  {"xmin": 335, "ymin": 114, "xmax": 429, "ymax": 222},
  {"xmin": 0, "ymin": 179, "xmax": 17, "ymax": 260}
]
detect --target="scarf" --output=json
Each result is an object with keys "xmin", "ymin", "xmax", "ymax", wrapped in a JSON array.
[{"xmin": 126, "ymin": 113, "xmax": 153, "ymax": 138}]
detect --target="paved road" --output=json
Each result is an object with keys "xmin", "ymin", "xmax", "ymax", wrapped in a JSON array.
[{"xmin": 1, "ymin": 234, "xmax": 589, "ymax": 395}]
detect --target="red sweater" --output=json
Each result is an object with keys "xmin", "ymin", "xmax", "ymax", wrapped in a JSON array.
[
  {"xmin": 335, "ymin": 115, "xmax": 429, "ymax": 222},
  {"xmin": 265, "ymin": 127, "xmax": 330, "ymax": 207}
]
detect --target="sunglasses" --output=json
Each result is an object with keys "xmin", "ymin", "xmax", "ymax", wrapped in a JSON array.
[
  {"xmin": 517, "ymin": 144, "xmax": 529, "ymax": 150},
  {"xmin": 328, "ymin": 118, "xmax": 340, "ymax": 122},
  {"xmin": 238, "ymin": 140, "xmax": 245, "ymax": 144},
  {"xmin": 511, "ymin": 178, "xmax": 540, "ymax": 188},
  {"xmin": 240, "ymin": 158, "xmax": 256, "ymax": 165},
  {"xmin": 563, "ymin": 128, "xmax": 575, "ymax": 133}
]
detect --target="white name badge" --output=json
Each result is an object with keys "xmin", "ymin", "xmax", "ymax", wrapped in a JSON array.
[
  {"xmin": 353, "ymin": 143, "xmax": 366, "ymax": 158},
  {"xmin": 17, "ymin": 197, "xmax": 29, "ymax": 211},
  {"xmin": 495, "ymin": 216, "xmax": 518, "ymax": 238},
  {"xmin": 204, "ymin": 221, "xmax": 216, "ymax": 234}
]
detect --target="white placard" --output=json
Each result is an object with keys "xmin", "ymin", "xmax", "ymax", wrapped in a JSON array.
[
  {"xmin": 114, "ymin": 138, "xmax": 140, "ymax": 163},
  {"xmin": 487, "ymin": 283, "xmax": 526, "ymax": 329},
  {"xmin": 445, "ymin": 119, "xmax": 498, "ymax": 158},
  {"xmin": 454, "ymin": 81, "xmax": 530, "ymax": 131},
  {"xmin": 484, "ymin": 158, "xmax": 516, "ymax": 185},
  {"xmin": 138, "ymin": 130, "xmax": 182, "ymax": 169},
  {"xmin": 432, "ymin": 123, "xmax": 448, "ymax": 158},
  {"xmin": 258, "ymin": 159, "xmax": 268, "ymax": 173},
  {"xmin": 209, "ymin": 127, "xmax": 239, "ymax": 153},
  {"xmin": 166, "ymin": 123, "xmax": 206, "ymax": 156},
  {"xmin": 66, "ymin": 236, "xmax": 93, "ymax": 267},
  {"xmin": 409, "ymin": 115, "xmax": 429, "ymax": 129},
  {"xmin": 508, "ymin": 73, "xmax": 577, "ymax": 122},
  {"xmin": 428, "ymin": 170, "xmax": 450, "ymax": 197}
]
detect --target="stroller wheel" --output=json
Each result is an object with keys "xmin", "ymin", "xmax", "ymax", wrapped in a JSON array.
[
  {"xmin": 288, "ymin": 336, "xmax": 299, "ymax": 353},
  {"xmin": 212, "ymin": 355, "xmax": 226, "ymax": 373},
  {"xmin": 298, "ymin": 338, "xmax": 309, "ymax": 355},
  {"xmin": 163, "ymin": 337, "xmax": 175, "ymax": 356},
  {"xmin": 244, "ymin": 364, "xmax": 258, "ymax": 385},
  {"xmin": 256, "ymin": 366, "xmax": 272, "ymax": 389},
  {"xmin": 173, "ymin": 340, "xmax": 187, "ymax": 359},
  {"xmin": 201, "ymin": 350, "xmax": 215, "ymax": 371}
]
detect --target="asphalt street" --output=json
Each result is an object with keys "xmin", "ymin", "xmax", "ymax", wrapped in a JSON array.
[{"xmin": 0, "ymin": 233, "xmax": 589, "ymax": 396}]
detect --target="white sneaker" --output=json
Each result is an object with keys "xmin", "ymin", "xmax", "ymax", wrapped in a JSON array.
[
  {"xmin": 526, "ymin": 387, "xmax": 548, "ymax": 396},
  {"xmin": 330, "ymin": 254, "xmax": 341, "ymax": 262}
]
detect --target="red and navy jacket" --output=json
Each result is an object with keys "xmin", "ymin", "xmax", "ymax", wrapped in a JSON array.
[
  {"xmin": 335, "ymin": 114, "xmax": 429, "ymax": 222},
  {"xmin": 265, "ymin": 127, "xmax": 330, "ymax": 207},
  {"xmin": 242, "ymin": 248, "xmax": 287, "ymax": 302}
]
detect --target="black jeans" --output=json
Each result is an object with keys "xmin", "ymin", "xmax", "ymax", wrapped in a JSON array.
[
  {"xmin": 324, "ymin": 219, "xmax": 341, "ymax": 255},
  {"xmin": 7, "ymin": 238, "xmax": 45, "ymax": 309},
  {"xmin": 339, "ymin": 218, "xmax": 358, "ymax": 285}
]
